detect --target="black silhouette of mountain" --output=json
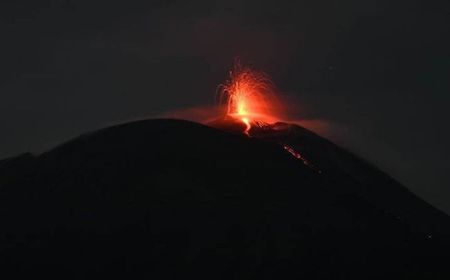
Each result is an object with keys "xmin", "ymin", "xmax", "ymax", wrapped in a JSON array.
[{"xmin": 0, "ymin": 118, "xmax": 449, "ymax": 279}]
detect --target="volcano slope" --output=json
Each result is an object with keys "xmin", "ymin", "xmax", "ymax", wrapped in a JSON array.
[{"xmin": 0, "ymin": 119, "xmax": 449, "ymax": 279}]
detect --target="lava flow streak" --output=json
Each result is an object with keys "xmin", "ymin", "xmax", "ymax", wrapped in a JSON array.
[
  {"xmin": 283, "ymin": 144, "xmax": 322, "ymax": 173},
  {"xmin": 218, "ymin": 63, "xmax": 280, "ymax": 134}
]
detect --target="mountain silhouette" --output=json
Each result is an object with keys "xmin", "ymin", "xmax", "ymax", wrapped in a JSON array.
[{"xmin": 0, "ymin": 119, "xmax": 449, "ymax": 279}]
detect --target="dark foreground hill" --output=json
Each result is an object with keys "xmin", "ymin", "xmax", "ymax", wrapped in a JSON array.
[{"xmin": 0, "ymin": 119, "xmax": 449, "ymax": 279}]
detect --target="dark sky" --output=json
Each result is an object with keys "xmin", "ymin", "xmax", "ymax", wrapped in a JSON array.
[{"xmin": 1, "ymin": 0, "xmax": 449, "ymax": 213}]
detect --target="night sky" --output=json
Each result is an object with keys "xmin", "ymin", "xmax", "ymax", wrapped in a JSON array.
[{"xmin": 1, "ymin": 1, "xmax": 449, "ymax": 213}]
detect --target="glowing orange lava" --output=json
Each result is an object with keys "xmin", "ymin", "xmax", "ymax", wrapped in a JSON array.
[{"xmin": 218, "ymin": 63, "xmax": 280, "ymax": 134}]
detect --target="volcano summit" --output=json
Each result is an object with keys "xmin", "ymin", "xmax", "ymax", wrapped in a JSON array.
[{"xmin": 0, "ymin": 118, "xmax": 449, "ymax": 279}]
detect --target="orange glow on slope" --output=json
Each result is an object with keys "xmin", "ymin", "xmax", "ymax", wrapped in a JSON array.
[
  {"xmin": 218, "ymin": 63, "xmax": 281, "ymax": 134},
  {"xmin": 283, "ymin": 144, "xmax": 322, "ymax": 173},
  {"xmin": 241, "ymin": 117, "xmax": 251, "ymax": 134}
]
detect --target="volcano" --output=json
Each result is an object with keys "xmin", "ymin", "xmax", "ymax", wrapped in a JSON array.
[{"xmin": 1, "ymin": 118, "xmax": 449, "ymax": 279}]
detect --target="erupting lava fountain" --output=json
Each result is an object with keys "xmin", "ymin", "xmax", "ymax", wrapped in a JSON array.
[{"xmin": 217, "ymin": 63, "xmax": 282, "ymax": 135}]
